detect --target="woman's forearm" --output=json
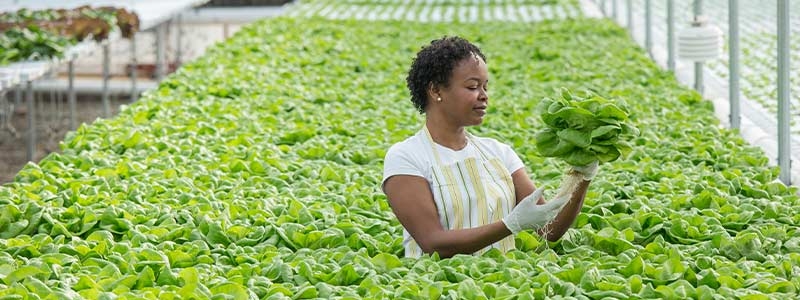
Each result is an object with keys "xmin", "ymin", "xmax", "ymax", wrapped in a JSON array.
[
  {"xmin": 422, "ymin": 180, "xmax": 590, "ymax": 257},
  {"xmin": 539, "ymin": 179, "xmax": 590, "ymax": 241},
  {"xmin": 420, "ymin": 221, "xmax": 511, "ymax": 258}
]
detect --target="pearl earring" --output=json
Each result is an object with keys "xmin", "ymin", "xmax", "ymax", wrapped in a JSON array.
[{"xmin": 437, "ymin": 97, "xmax": 442, "ymax": 102}]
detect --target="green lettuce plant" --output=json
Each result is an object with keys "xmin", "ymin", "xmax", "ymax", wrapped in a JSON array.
[{"xmin": 535, "ymin": 88, "xmax": 639, "ymax": 166}]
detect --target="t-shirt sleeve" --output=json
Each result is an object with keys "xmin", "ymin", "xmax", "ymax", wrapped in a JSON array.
[
  {"xmin": 382, "ymin": 143, "xmax": 425, "ymax": 191},
  {"xmin": 500, "ymin": 143, "xmax": 525, "ymax": 175}
]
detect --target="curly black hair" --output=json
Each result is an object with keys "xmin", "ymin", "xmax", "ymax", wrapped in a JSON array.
[{"xmin": 406, "ymin": 36, "xmax": 486, "ymax": 114}]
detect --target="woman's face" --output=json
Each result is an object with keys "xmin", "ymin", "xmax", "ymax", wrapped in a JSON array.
[{"xmin": 437, "ymin": 54, "xmax": 489, "ymax": 127}]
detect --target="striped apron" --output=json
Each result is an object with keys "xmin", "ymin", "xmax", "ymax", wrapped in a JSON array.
[{"xmin": 404, "ymin": 126, "xmax": 517, "ymax": 257}]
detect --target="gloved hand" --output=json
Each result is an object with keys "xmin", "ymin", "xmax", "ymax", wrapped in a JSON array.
[
  {"xmin": 570, "ymin": 160, "xmax": 599, "ymax": 181},
  {"xmin": 502, "ymin": 188, "xmax": 570, "ymax": 234}
]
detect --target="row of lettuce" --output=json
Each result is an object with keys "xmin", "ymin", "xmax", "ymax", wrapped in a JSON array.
[
  {"xmin": 1, "ymin": 2, "xmax": 799, "ymax": 299},
  {"xmin": 286, "ymin": 0, "xmax": 582, "ymax": 22}
]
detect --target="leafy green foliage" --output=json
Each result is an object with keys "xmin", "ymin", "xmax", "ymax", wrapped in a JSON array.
[
  {"xmin": 0, "ymin": 26, "xmax": 73, "ymax": 65},
  {"xmin": 0, "ymin": 2, "xmax": 798, "ymax": 299},
  {"xmin": 534, "ymin": 88, "xmax": 639, "ymax": 165},
  {"xmin": 0, "ymin": 6, "xmax": 137, "ymax": 65}
]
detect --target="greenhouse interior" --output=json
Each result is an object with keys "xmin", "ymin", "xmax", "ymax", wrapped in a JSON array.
[{"xmin": 0, "ymin": 0, "xmax": 799, "ymax": 298}]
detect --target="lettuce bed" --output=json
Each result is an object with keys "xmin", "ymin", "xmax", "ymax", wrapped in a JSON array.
[
  {"xmin": 1, "ymin": 14, "xmax": 799, "ymax": 299},
  {"xmin": 285, "ymin": 0, "xmax": 583, "ymax": 22}
]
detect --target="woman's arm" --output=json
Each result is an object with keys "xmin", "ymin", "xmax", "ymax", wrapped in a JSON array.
[
  {"xmin": 511, "ymin": 168, "xmax": 590, "ymax": 241},
  {"xmin": 384, "ymin": 175, "xmax": 511, "ymax": 258}
]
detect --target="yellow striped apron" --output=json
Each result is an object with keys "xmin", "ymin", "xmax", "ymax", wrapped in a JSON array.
[{"xmin": 404, "ymin": 127, "xmax": 517, "ymax": 258}]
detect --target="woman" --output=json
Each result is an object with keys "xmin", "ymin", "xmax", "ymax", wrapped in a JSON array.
[{"xmin": 382, "ymin": 36, "xmax": 598, "ymax": 258}]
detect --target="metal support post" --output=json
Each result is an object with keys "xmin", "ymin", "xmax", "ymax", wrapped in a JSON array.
[
  {"xmin": 7, "ymin": 86, "xmax": 20, "ymax": 135},
  {"xmin": 68, "ymin": 60, "xmax": 76, "ymax": 129},
  {"xmin": 25, "ymin": 76, "xmax": 35, "ymax": 162},
  {"xmin": 176, "ymin": 14, "xmax": 183, "ymax": 67},
  {"xmin": 102, "ymin": 43, "xmax": 111, "ymax": 117},
  {"xmin": 131, "ymin": 35, "xmax": 138, "ymax": 102},
  {"xmin": 0, "ymin": 91, "xmax": 5, "ymax": 129},
  {"xmin": 667, "ymin": 0, "xmax": 676, "ymax": 71},
  {"xmin": 694, "ymin": 62, "xmax": 704, "ymax": 94},
  {"xmin": 729, "ymin": 0, "xmax": 740, "ymax": 130},
  {"xmin": 0, "ymin": 91, "xmax": 4, "ymax": 126},
  {"xmin": 777, "ymin": 0, "xmax": 791, "ymax": 185},
  {"xmin": 14, "ymin": 85, "xmax": 21, "ymax": 107},
  {"xmin": 693, "ymin": 0, "xmax": 704, "ymax": 94},
  {"xmin": 601, "ymin": 0, "xmax": 607, "ymax": 15},
  {"xmin": 626, "ymin": 0, "xmax": 633, "ymax": 34},
  {"xmin": 645, "ymin": 0, "xmax": 652, "ymax": 56},
  {"xmin": 156, "ymin": 22, "xmax": 167, "ymax": 81}
]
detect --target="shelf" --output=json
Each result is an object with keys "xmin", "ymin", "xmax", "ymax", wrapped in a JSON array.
[
  {"xmin": 0, "ymin": 0, "xmax": 210, "ymax": 30},
  {"xmin": 0, "ymin": 32, "xmax": 117, "ymax": 92}
]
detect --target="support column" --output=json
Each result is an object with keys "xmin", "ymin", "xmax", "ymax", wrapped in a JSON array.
[
  {"xmin": 131, "ymin": 34, "xmax": 138, "ymax": 102},
  {"xmin": 667, "ymin": 0, "xmax": 676, "ymax": 71},
  {"xmin": 102, "ymin": 43, "xmax": 111, "ymax": 117},
  {"xmin": 645, "ymin": 0, "xmax": 652, "ymax": 57},
  {"xmin": 693, "ymin": 0, "xmax": 704, "ymax": 94},
  {"xmin": 777, "ymin": 0, "xmax": 792, "ymax": 185},
  {"xmin": 612, "ymin": 0, "xmax": 618, "ymax": 21},
  {"xmin": 14, "ymin": 85, "xmax": 21, "ymax": 107},
  {"xmin": 176, "ymin": 14, "xmax": 183, "ymax": 67},
  {"xmin": 25, "ymin": 76, "xmax": 35, "ymax": 162},
  {"xmin": 626, "ymin": 0, "xmax": 633, "ymax": 33},
  {"xmin": 156, "ymin": 22, "xmax": 167, "ymax": 81},
  {"xmin": 729, "ymin": 0, "xmax": 740, "ymax": 129},
  {"xmin": 68, "ymin": 60, "xmax": 76, "ymax": 129},
  {"xmin": 601, "ymin": 0, "xmax": 607, "ymax": 15}
]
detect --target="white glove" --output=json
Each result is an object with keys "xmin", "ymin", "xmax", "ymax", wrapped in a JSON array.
[
  {"xmin": 570, "ymin": 160, "xmax": 599, "ymax": 181},
  {"xmin": 502, "ymin": 188, "xmax": 570, "ymax": 234}
]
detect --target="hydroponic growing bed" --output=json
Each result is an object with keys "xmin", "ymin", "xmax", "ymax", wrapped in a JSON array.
[
  {"xmin": 1, "ymin": 0, "xmax": 798, "ymax": 298},
  {"xmin": 286, "ymin": 0, "xmax": 583, "ymax": 22}
]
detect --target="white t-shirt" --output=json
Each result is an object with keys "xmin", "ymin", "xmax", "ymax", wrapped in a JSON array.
[{"xmin": 382, "ymin": 129, "xmax": 525, "ymax": 189}]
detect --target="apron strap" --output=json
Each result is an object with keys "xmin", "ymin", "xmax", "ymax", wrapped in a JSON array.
[
  {"xmin": 422, "ymin": 125, "xmax": 444, "ymax": 165},
  {"xmin": 423, "ymin": 125, "xmax": 493, "ymax": 162},
  {"xmin": 466, "ymin": 132, "xmax": 492, "ymax": 161}
]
